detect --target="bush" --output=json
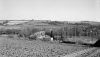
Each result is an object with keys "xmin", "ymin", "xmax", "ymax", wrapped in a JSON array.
[
  {"xmin": 45, "ymin": 31, "xmax": 51, "ymax": 36},
  {"xmin": 18, "ymin": 27, "xmax": 40, "ymax": 39},
  {"xmin": 42, "ymin": 35, "xmax": 51, "ymax": 41},
  {"xmin": 29, "ymin": 34, "xmax": 37, "ymax": 40}
]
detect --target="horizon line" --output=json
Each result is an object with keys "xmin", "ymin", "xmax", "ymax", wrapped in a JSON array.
[{"xmin": 0, "ymin": 19, "xmax": 100, "ymax": 22}]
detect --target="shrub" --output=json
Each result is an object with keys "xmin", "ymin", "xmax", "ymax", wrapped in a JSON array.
[
  {"xmin": 42, "ymin": 35, "xmax": 51, "ymax": 41},
  {"xmin": 17, "ymin": 27, "xmax": 40, "ymax": 40},
  {"xmin": 29, "ymin": 34, "xmax": 37, "ymax": 40},
  {"xmin": 45, "ymin": 31, "xmax": 51, "ymax": 36}
]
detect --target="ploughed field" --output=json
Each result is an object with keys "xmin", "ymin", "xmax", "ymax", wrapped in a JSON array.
[{"xmin": 0, "ymin": 37, "xmax": 96, "ymax": 57}]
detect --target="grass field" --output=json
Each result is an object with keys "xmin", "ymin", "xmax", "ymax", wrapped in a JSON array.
[
  {"xmin": 0, "ymin": 20, "xmax": 100, "ymax": 57},
  {"xmin": 0, "ymin": 36, "xmax": 90, "ymax": 57}
]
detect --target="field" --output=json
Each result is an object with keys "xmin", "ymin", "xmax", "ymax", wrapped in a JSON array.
[
  {"xmin": 0, "ymin": 20, "xmax": 64, "ymax": 30},
  {"xmin": 0, "ymin": 20, "xmax": 100, "ymax": 57},
  {"xmin": 0, "ymin": 36, "xmax": 90, "ymax": 57}
]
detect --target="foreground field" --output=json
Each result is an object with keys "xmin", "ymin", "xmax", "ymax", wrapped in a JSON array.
[{"xmin": 0, "ymin": 37, "xmax": 90, "ymax": 57}]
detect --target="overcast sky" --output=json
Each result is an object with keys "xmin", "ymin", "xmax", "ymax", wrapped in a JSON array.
[{"xmin": 0, "ymin": 0, "xmax": 100, "ymax": 21}]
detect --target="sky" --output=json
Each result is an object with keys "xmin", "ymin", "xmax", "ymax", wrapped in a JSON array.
[{"xmin": 0, "ymin": 0, "xmax": 100, "ymax": 21}]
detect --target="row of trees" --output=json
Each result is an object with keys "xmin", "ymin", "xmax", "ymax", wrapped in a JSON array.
[
  {"xmin": 0, "ymin": 22, "xmax": 100, "ymax": 41},
  {"xmin": 61, "ymin": 24, "xmax": 100, "ymax": 39}
]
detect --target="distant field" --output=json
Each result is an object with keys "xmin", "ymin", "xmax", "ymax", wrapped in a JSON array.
[
  {"xmin": 0, "ymin": 20, "xmax": 28, "ymax": 29},
  {"xmin": 0, "ymin": 37, "xmax": 89, "ymax": 57},
  {"xmin": 0, "ymin": 20, "xmax": 64, "ymax": 30},
  {"xmin": 7, "ymin": 20, "xmax": 29, "ymax": 25}
]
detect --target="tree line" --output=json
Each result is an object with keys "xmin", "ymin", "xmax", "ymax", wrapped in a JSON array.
[
  {"xmin": 0, "ymin": 22, "xmax": 100, "ymax": 40},
  {"xmin": 61, "ymin": 24, "xmax": 100, "ymax": 39}
]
